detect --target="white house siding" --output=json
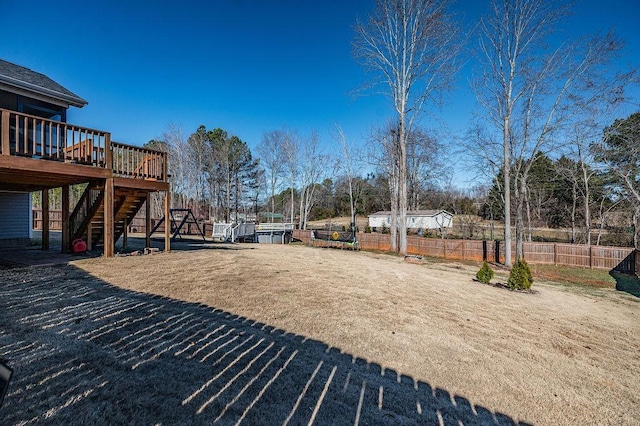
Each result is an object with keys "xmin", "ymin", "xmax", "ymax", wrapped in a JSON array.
[
  {"xmin": 0, "ymin": 191, "xmax": 31, "ymax": 246},
  {"xmin": 369, "ymin": 211, "xmax": 453, "ymax": 230},
  {"xmin": 369, "ymin": 215, "xmax": 391, "ymax": 228}
]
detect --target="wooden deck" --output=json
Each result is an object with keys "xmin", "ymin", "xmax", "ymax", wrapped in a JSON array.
[{"xmin": 0, "ymin": 108, "xmax": 171, "ymax": 257}]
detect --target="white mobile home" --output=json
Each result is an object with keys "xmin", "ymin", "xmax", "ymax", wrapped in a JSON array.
[{"xmin": 368, "ymin": 210, "xmax": 453, "ymax": 230}]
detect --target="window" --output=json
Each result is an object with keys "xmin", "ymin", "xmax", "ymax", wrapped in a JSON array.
[
  {"xmin": 17, "ymin": 96, "xmax": 66, "ymax": 122},
  {"xmin": 13, "ymin": 97, "xmax": 67, "ymax": 156}
]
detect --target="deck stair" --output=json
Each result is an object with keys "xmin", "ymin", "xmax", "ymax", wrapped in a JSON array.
[{"xmin": 69, "ymin": 184, "xmax": 148, "ymax": 249}]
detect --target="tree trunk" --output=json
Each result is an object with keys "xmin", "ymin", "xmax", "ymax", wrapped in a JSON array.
[
  {"xmin": 290, "ymin": 182, "xmax": 295, "ymax": 224},
  {"xmin": 503, "ymin": 118, "xmax": 512, "ymax": 267},
  {"xmin": 398, "ymin": 123, "xmax": 408, "ymax": 255},
  {"xmin": 515, "ymin": 176, "xmax": 525, "ymax": 261},
  {"xmin": 581, "ymin": 162, "xmax": 591, "ymax": 245},
  {"xmin": 298, "ymin": 187, "xmax": 305, "ymax": 229},
  {"xmin": 570, "ymin": 183, "xmax": 577, "ymax": 244},
  {"xmin": 390, "ymin": 164, "xmax": 399, "ymax": 252},
  {"xmin": 390, "ymin": 197, "xmax": 398, "ymax": 252},
  {"xmin": 634, "ymin": 207, "xmax": 639, "ymax": 249},
  {"xmin": 225, "ymin": 170, "xmax": 232, "ymax": 223},
  {"xmin": 348, "ymin": 176, "xmax": 355, "ymax": 232},
  {"xmin": 525, "ymin": 186, "xmax": 532, "ymax": 242}
]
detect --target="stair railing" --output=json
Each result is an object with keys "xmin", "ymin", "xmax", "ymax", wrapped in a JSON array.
[{"xmin": 69, "ymin": 184, "xmax": 103, "ymax": 241}]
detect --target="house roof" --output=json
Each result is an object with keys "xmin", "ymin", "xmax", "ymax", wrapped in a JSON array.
[
  {"xmin": 368, "ymin": 210, "xmax": 453, "ymax": 217},
  {"xmin": 0, "ymin": 59, "xmax": 87, "ymax": 108}
]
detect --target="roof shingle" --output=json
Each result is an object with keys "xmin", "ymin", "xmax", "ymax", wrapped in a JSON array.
[{"xmin": 0, "ymin": 59, "xmax": 87, "ymax": 107}]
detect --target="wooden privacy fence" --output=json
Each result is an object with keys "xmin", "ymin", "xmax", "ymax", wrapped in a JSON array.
[
  {"xmin": 293, "ymin": 230, "xmax": 638, "ymax": 275},
  {"xmin": 32, "ymin": 209, "xmax": 62, "ymax": 231}
]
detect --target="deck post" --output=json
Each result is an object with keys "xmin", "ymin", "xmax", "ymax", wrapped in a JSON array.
[
  {"xmin": 105, "ymin": 133, "xmax": 112, "ymax": 170},
  {"xmin": 146, "ymin": 192, "xmax": 151, "ymax": 248},
  {"xmin": 61, "ymin": 185, "xmax": 70, "ymax": 253},
  {"xmin": 164, "ymin": 189, "xmax": 170, "ymax": 253},
  {"xmin": 1, "ymin": 110, "xmax": 9, "ymax": 155},
  {"xmin": 41, "ymin": 189, "xmax": 49, "ymax": 250},
  {"xmin": 87, "ymin": 222, "xmax": 92, "ymax": 251},
  {"xmin": 104, "ymin": 178, "xmax": 114, "ymax": 257},
  {"xmin": 123, "ymin": 217, "xmax": 128, "ymax": 250}
]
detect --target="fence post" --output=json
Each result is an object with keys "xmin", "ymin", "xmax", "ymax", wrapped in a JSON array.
[
  {"xmin": 589, "ymin": 246, "xmax": 593, "ymax": 269},
  {"xmin": 482, "ymin": 240, "xmax": 487, "ymax": 262},
  {"xmin": 554, "ymin": 243, "xmax": 558, "ymax": 266}
]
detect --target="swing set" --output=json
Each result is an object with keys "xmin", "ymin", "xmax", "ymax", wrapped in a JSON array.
[{"xmin": 150, "ymin": 209, "xmax": 206, "ymax": 241}]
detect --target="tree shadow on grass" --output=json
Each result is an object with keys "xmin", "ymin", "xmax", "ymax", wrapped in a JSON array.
[
  {"xmin": 610, "ymin": 271, "xmax": 640, "ymax": 298},
  {"xmin": 0, "ymin": 264, "xmax": 531, "ymax": 425},
  {"xmin": 119, "ymin": 235, "xmax": 257, "ymax": 254}
]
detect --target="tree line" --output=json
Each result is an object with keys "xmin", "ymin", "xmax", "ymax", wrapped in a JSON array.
[{"xmin": 139, "ymin": 107, "xmax": 636, "ymax": 250}]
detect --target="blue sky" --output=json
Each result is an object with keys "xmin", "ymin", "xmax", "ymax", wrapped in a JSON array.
[{"xmin": 2, "ymin": 0, "xmax": 638, "ymax": 185}]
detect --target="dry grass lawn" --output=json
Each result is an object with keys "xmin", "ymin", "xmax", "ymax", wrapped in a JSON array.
[{"xmin": 1, "ymin": 241, "xmax": 639, "ymax": 424}]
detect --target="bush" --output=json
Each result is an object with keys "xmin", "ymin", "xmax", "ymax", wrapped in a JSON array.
[
  {"xmin": 364, "ymin": 226, "xmax": 372, "ymax": 233},
  {"xmin": 381, "ymin": 224, "xmax": 389, "ymax": 234},
  {"xmin": 507, "ymin": 258, "xmax": 533, "ymax": 290},
  {"xmin": 476, "ymin": 261, "xmax": 494, "ymax": 284}
]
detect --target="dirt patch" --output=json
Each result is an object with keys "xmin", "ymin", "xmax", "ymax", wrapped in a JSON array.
[{"xmin": 1, "ymin": 243, "xmax": 639, "ymax": 424}]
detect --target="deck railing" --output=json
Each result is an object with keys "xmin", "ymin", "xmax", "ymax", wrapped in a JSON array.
[
  {"xmin": 0, "ymin": 108, "xmax": 166, "ymax": 182},
  {"xmin": 255, "ymin": 223, "xmax": 295, "ymax": 232},
  {"xmin": 111, "ymin": 141, "xmax": 167, "ymax": 181},
  {"xmin": 69, "ymin": 184, "xmax": 104, "ymax": 241},
  {"xmin": 0, "ymin": 109, "xmax": 109, "ymax": 165}
]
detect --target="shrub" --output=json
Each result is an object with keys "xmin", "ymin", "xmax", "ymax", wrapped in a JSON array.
[
  {"xmin": 381, "ymin": 224, "xmax": 389, "ymax": 234},
  {"xmin": 507, "ymin": 258, "xmax": 533, "ymax": 290},
  {"xmin": 364, "ymin": 226, "xmax": 372, "ymax": 233},
  {"xmin": 476, "ymin": 261, "xmax": 494, "ymax": 284}
]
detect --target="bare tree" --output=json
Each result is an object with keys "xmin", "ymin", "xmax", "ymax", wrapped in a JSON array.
[
  {"xmin": 162, "ymin": 123, "xmax": 190, "ymax": 211},
  {"xmin": 354, "ymin": 0, "xmax": 461, "ymax": 255},
  {"xmin": 332, "ymin": 124, "xmax": 359, "ymax": 231},
  {"xmin": 281, "ymin": 129, "xmax": 300, "ymax": 224},
  {"xmin": 555, "ymin": 156, "xmax": 581, "ymax": 243},
  {"xmin": 186, "ymin": 126, "xmax": 210, "ymax": 218},
  {"xmin": 406, "ymin": 128, "xmax": 446, "ymax": 211},
  {"xmin": 258, "ymin": 130, "xmax": 286, "ymax": 223},
  {"xmin": 366, "ymin": 122, "xmax": 402, "ymax": 248},
  {"xmin": 474, "ymin": 0, "xmax": 633, "ymax": 265},
  {"xmin": 559, "ymin": 124, "xmax": 603, "ymax": 245},
  {"xmin": 297, "ymin": 131, "xmax": 328, "ymax": 230}
]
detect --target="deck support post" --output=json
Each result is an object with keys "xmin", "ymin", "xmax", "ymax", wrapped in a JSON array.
[
  {"xmin": 123, "ymin": 217, "xmax": 128, "ymax": 250},
  {"xmin": 145, "ymin": 192, "xmax": 151, "ymax": 248},
  {"xmin": 164, "ymin": 189, "xmax": 170, "ymax": 253},
  {"xmin": 87, "ymin": 222, "xmax": 92, "ymax": 251},
  {"xmin": 104, "ymin": 178, "xmax": 114, "ymax": 257},
  {"xmin": 1, "ymin": 110, "xmax": 9, "ymax": 155},
  {"xmin": 41, "ymin": 189, "xmax": 49, "ymax": 250},
  {"xmin": 61, "ymin": 185, "xmax": 70, "ymax": 253}
]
